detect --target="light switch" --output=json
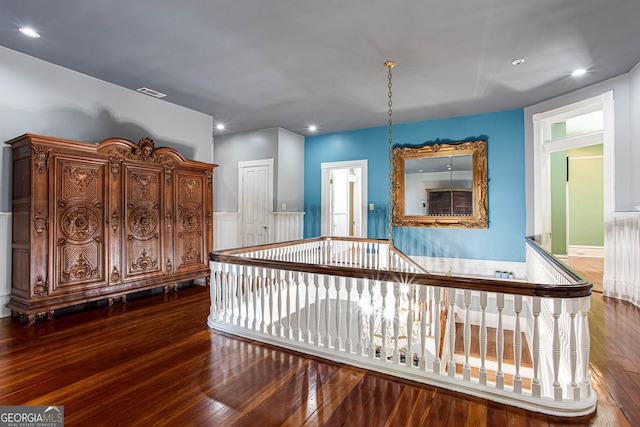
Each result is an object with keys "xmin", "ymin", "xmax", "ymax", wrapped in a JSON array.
[
  {"xmin": 281, "ymin": 203, "xmax": 287, "ymax": 211},
  {"xmin": 369, "ymin": 203, "xmax": 374, "ymax": 210}
]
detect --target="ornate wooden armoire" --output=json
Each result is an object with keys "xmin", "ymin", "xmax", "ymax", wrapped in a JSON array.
[{"xmin": 6, "ymin": 134, "xmax": 216, "ymax": 323}]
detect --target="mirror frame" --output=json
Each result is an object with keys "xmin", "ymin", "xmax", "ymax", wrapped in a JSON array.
[{"xmin": 392, "ymin": 140, "xmax": 488, "ymax": 228}]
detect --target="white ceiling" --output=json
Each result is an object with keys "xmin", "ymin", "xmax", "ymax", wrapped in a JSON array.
[{"xmin": 2, "ymin": 0, "xmax": 639, "ymax": 136}]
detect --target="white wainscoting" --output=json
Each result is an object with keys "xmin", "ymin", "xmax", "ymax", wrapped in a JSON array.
[
  {"xmin": 411, "ymin": 255, "xmax": 526, "ymax": 280},
  {"xmin": 213, "ymin": 211, "xmax": 305, "ymax": 250},
  {"xmin": 0, "ymin": 213, "xmax": 12, "ymax": 318},
  {"xmin": 604, "ymin": 212, "xmax": 640, "ymax": 307},
  {"xmin": 213, "ymin": 212, "xmax": 241, "ymax": 250},
  {"xmin": 270, "ymin": 212, "xmax": 305, "ymax": 243}
]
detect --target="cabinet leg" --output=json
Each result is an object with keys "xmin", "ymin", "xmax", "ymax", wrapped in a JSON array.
[
  {"xmin": 108, "ymin": 295, "xmax": 127, "ymax": 307},
  {"xmin": 164, "ymin": 284, "xmax": 178, "ymax": 294},
  {"xmin": 27, "ymin": 311, "xmax": 55, "ymax": 325}
]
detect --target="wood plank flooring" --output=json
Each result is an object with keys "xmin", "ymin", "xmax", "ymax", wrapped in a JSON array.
[
  {"xmin": 0, "ymin": 284, "xmax": 638, "ymax": 426},
  {"xmin": 566, "ymin": 256, "xmax": 604, "ymax": 293}
]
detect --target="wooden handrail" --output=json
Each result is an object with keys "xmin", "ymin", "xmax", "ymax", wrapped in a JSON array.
[
  {"xmin": 213, "ymin": 236, "xmax": 389, "ymax": 255},
  {"xmin": 210, "ymin": 239, "xmax": 592, "ymax": 299},
  {"xmin": 524, "ymin": 236, "xmax": 585, "ymax": 283}
]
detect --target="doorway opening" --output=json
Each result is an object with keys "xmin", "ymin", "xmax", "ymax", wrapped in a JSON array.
[
  {"xmin": 321, "ymin": 160, "xmax": 368, "ymax": 237},
  {"xmin": 533, "ymin": 92, "xmax": 614, "ymax": 288}
]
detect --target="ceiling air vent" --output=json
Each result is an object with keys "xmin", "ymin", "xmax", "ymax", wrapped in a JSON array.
[{"xmin": 136, "ymin": 87, "xmax": 167, "ymax": 98}]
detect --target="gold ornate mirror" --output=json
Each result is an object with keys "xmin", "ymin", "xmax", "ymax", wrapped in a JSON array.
[{"xmin": 392, "ymin": 140, "xmax": 488, "ymax": 228}]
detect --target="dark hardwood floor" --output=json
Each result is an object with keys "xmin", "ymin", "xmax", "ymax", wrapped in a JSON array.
[{"xmin": 0, "ymin": 284, "xmax": 638, "ymax": 426}]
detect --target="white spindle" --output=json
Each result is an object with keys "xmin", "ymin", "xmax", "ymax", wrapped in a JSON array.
[
  {"xmin": 285, "ymin": 270, "xmax": 293, "ymax": 339},
  {"xmin": 513, "ymin": 295, "xmax": 522, "ymax": 393},
  {"xmin": 334, "ymin": 276, "xmax": 343, "ymax": 351},
  {"xmin": 252, "ymin": 267, "xmax": 258, "ymax": 331},
  {"xmin": 463, "ymin": 289, "xmax": 471, "ymax": 381},
  {"xmin": 324, "ymin": 275, "xmax": 331, "ymax": 348},
  {"xmin": 294, "ymin": 272, "xmax": 301, "ymax": 341},
  {"xmin": 211, "ymin": 264, "xmax": 219, "ymax": 321},
  {"xmin": 268, "ymin": 271, "xmax": 274, "ymax": 335},
  {"xmin": 496, "ymin": 292, "xmax": 504, "ymax": 389},
  {"xmin": 479, "ymin": 291, "xmax": 487, "ymax": 386},
  {"xmin": 406, "ymin": 285, "xmax": 415, "ymax": 368},
  {"xmin": 223, "ymin": 266, "xmax": 230, "ymax": 323},
  {"xmin": 314, "ymin": 274, "xmax": 321, "ymax": 346},
  {"xmin": 380, "ymin": 281, "xmax": 389, "ymax": 361},
  {"xmin": 433, "ymin": 287, "xmax": 442, "ymax": 374},
  {"xmin": 393, "ymin": 283, "xmax": 401, "ymax": 365},
  {"xmin": 243, "ymin": 266, "xmax": 250, "ymax": 328},
  {"xmin": 304, "ymin": 273, "xmax": 312, "ymax": 343},
  {"xmin": 552, "ymin": 297, "xmax": 563, "ymax": 401},
  {"xmin": 368, "ymin": 280, "xmax": 376, "ymax": 358},
  {"xmin": 419, "ymin": 285, "xmax": 427, "ymax": 370},
  {"xmin": 356, "ymin": 279, "xmax": 365, "ymax": 355},
  {"xmin": 579, "ymin": 296, "xmax": 592, "ymax": 398},
  {"xmin": 448, "ymin": 288, "xmax": 456, "ymax": 378},
  {"xmin": 235, "ymin": 266, "xmax": 242, "ymax": 326},
  {"xmin": 569, "ymin": 298, "xmax": 579, "ymax": 400},
  {"xmin": 345, "ymin": 277, "xmax": 353, "ymax": 353},
  {"xmin": 532, "ymin": 296, "xmax": 541, "ymax": 398}
]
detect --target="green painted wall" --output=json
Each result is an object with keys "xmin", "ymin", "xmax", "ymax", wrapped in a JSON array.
[
  {"xmin": 567, "ymin": 145, "xmax": 604, "ymax": 247},
  {"xmin": 550, "ymin": 123, "xmax": 567, "ymax": 255}
]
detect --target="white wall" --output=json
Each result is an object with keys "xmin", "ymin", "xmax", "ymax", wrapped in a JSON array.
[
  {"xmin": 213, "ymin": 127, "xmax": 304, "ymax": 213},
  {"xmin": 0, "ymin": 45, "xmax": 213, "ymax": 207},
  {"xmin": 0, "ymin": 46, "xmax": 214, "ymax": 317},
  {"xmin": 277, "ymin": 128, "xmax": 304, "ymax": 212},
  {"xmin": 630, "ymin": 62, "xmax": 640, "ymax": 209},
  {"xmin": 213, "ymin": 128, "xmax": 279, "ymax": 212}
]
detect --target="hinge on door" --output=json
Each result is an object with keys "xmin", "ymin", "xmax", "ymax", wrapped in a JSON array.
[{"xmin": 330, "ymin": 178, "xmax": 333, "ymax": 184}]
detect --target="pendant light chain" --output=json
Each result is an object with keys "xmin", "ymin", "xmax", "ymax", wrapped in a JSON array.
[{"xmin": 385, "ymin": 61, "xmax": 396, "ymax": 267}]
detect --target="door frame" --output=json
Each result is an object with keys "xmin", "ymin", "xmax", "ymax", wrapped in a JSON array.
[
  {"xmin": 321, "ymin": 159, "xmax": 368, "ymax": 237},
  {"xmin": 238, "ymin": 158, "xmax": 274, "ymax": 246},
  {"xmin": 532, "ymin": 91, "xmax": 614, "ymax": 252}
]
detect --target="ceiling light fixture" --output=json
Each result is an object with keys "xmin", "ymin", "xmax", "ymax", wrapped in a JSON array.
[
  {"xmin": 308, "ymin": 125, "xmax": 317, "ymax": 132},
  {"xmin": 571, "ymin": 68, "xmax": 587, "ymax": 77},
  {"xmin": 19, "ymin": 27, "xmax": 40, "ymax": 38},
  {"xmin": 216, "ymin": 124, "xmax": 225, "ymax": 130},
  {"xmin": 511, "ymin": 58, "xmax": 525, "ymax": 66}
]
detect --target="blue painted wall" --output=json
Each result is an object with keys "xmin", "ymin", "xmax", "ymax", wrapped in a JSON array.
[{"xmin": 304, "ymin": 109, "xmax": 526, "ymax": 262}]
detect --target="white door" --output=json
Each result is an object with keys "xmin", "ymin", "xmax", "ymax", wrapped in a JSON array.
[
  {"xmin": 330, "ymin": 168, "xmax": 350, "ymax": 236},
  {"xmin": 239, "ymin": 159, "xmax": 273, "ymax": 246}
]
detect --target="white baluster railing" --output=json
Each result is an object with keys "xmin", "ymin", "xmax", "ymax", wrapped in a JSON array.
[{"xmin": 208, "ymin": 237, "xmax": 596, "ymax": 417}]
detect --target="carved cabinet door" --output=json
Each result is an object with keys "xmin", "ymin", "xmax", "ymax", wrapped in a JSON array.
[
  {"xmin": 51, "ymin": 156, "xmax": 108, "ymax": 292},
  {"xmin": 174, "ymin": 171, "xmax": 207, "ymax": 271},
  {"xmin": 123, "ymin": 164, "xmax": 164, "ymax": 280}
]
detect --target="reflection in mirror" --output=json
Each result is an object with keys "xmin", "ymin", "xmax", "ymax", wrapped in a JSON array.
[
  {"xmin": 404, "ymin": 155, "xmax": 473, "ymax": 216},
  {"xmin": 392, "ymin": 140, "xmax": 487, "ymax": 228}
]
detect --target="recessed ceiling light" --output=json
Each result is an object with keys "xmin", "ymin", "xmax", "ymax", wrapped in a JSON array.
[
  {"xmin": 308, "ymin": 125, "xmax": 317, "ymax": 132},
  {"xmin": 216, "ymin": 124, "xmax": 225, "ymax": 130},
  {"xmin": 19, "ymin": 27, "xmax": 40, "ymax": 38},
  {"xmin": 571, "ymin": 68, "xmax": 587, "ymax": 77},
  {"xmin": 511, "ymin": 58, "xmax": 525, "ymax": 66},
  {"xmin": 136, "ymin": 87, "xmax": 167, "ymax": 98}
]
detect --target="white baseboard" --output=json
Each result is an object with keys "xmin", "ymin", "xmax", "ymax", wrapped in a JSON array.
[
  {"xmin": 568, "ymin": 245, "xmax": 604, "ymax": 258},
  {"xmin": 410, "ymin": 255, "xmax": 526, "ymax": 280}
]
